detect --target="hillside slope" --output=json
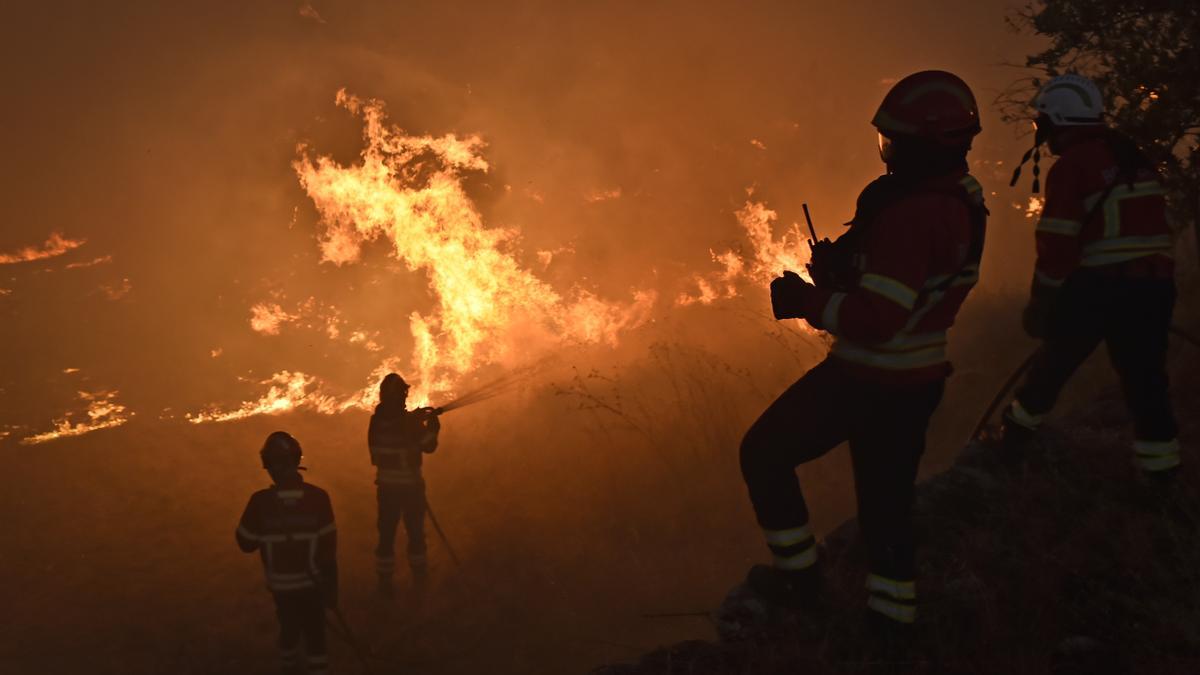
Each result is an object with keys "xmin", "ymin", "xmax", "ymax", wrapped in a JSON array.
[{"xmin": 597, "ymin": 345, "xmax": 1200, "ymax": 675}]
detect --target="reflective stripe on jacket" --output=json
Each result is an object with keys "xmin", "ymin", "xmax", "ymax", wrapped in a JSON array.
[
  {"xmin": 804, "ymin": 173, "xmax": 985, "ymax": 383},
  {"xmin": 1033, "ymin": 134, "xmax": 1174, "ymax": 286},
  {"xmin": 236, "ymin": 482, "xmax": 337, "ymax": 592},
  {"xmin": 369, "ymin": 406, "xmax": 438, "ymax": 486}
]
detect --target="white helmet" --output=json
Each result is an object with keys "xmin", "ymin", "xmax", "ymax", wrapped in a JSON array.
[{"xmin": 1034, "ymin": 74, "xmax": 1104, "ymax": 126}]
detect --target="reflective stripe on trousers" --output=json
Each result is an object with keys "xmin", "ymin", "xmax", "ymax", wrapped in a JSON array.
[
  {"xmin": 763, "ymin": 524, "xmax": 817, "ymax": 571},
  {"xmin": 1134, "ymin": 438, "xmax": 1180, "ymax": 472},
  {"xmin": 866, "ymin": 573, "xmax": 917, "ymax": 624}
]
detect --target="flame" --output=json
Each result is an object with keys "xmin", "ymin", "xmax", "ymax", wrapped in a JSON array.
[
  {"xmin": 298, "ymin": 3, "xmax": 326, "ymax": 23},
  {"xmin": 65, "ymin": 255, "xmax": 113, "ymax": 269},
  {"xmin": 678, "ymin": 198, "xmax": 811, "ymax": 306},
  {"xmin": 249, "ymin": 302, "xmax": 298, "ymax": 335},
  {"xmin": 0, "ymin": 232, "xmax": 86, "ymax": 265},
  {"xmin": 100, "ymin": 278, "xmax": 133, "ymax": 301},
  {"xmin": 584, "ymin": 187, "xmax": 622, "ymax": 203},
  {"xmin": 287, "ymin": 89, "xmax": 654, "ymax": 404},
  {"xmin": 186, "ymin": 371, "xmax": 340, "ymax": 424},
  {"xmin": 21, "ymin": 390, "xmax": 131, "ymax": 445},
  {"xmin": 1025, "ymin": 196, "xmax": 1044, "ymax": 219}
]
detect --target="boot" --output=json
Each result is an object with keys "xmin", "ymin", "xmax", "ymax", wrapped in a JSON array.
[
  {"xmin": 863, "ymin": 609, "xmax": 917, "ymax": 664},
  {"xmin": 996, "ymin": 413, "xmax": 1035, "ymax": 470},
  {"xmin": 409, "ymin": 553, "xmax": 429, "ymax": 586},
  {"xmin": 745, "ymin": 564, "xmax": 826, "ymax": 616}
]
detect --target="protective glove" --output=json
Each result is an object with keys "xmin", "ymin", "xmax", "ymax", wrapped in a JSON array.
[
  {"xmin": 770, "ymin": 270, "xmax": 812, "ymax": 320},
  {"xmin": 1022, "ymin": 280, "xmax": 1058, "ymax": 339}
]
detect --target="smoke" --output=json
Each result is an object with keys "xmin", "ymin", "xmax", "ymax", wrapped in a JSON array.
[{"xmin": 0, "ymin": 0, "xmax": 1040, "ymax": 438}]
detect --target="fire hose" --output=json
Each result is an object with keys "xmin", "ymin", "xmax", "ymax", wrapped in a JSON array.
[
  {"xmin": 325, "ymin": 605, "xmax": 374, "ymax": 675},
  {"xmin": 424, "ymin": 495, "xmax": 463, "ymax": 570},
  {"xmin": 969, "ymin": 323, "xmax": 1200, "ymax": 443},
  {"xmin": 303, "ymin": 570, "xmax": 377, "ymax": 675}
]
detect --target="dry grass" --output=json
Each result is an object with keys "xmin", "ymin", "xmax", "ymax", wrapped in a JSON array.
[
  {"xmin": 599, "ymin": 324, "xmax": 1200, "ymax": 675},
  {"xmin": 3, "ymin": 288, "xmax": 1197, "ymax": 674}
]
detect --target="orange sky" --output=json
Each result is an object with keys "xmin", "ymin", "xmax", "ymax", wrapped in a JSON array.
[{"xmin": 0, "ymin": 1, "xmax": 1045, "ymax": 441}]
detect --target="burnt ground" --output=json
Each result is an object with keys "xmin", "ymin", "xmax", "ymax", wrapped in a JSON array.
[{"xmin": 596, "ymin": 345, "xmax": 1200, "ymax": 675}]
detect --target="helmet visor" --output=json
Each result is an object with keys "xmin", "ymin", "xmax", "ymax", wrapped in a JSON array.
[
  {"xmin": 1032, "ymin": 113, "xmax": 1054, "ymax": 146},
  {"xmin": 877, "ymin": 132, "xmax": 896, "ymax": 163}
]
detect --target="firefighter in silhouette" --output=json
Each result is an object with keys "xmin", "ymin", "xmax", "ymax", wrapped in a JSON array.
[
  {"xmin": 740, "ymin": 71, "xmax": 987, "ymax": 634},
  {"xmin": 1000, "ymin": 74, "xmax": 1179, "ymax": 478},
  {"xmin": 370, "ymin": 373, "xmax": 441, "ymax": 593},
  {"xmin": 237, "ymin": 431, "xmax": 338, "ymax": 675}
]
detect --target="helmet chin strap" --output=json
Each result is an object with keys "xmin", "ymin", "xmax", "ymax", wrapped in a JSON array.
[{"xmin": 1009, "ymin": 122, "xmax": 1051, "ymax": 194}]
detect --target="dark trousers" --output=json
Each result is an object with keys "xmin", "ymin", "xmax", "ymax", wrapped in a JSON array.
[
  {"xmin": 1015, "ymin": 272, "xmax": 1177, "ymax": 442},
  {"xmin": 740, "ymin": 358, "xmax": 944, "ymax": 581},
  {"xmin": 272, "ymin": 588, "xmax": 326, "ymax": 672},
  {"xmin": 376, "ymin": 482, "xmax": 427, "ymax": 574}
]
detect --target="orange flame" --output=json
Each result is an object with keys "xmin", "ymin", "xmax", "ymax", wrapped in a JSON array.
[
  {"xmin": 249, "ymin": 303, "xmax": 298, "ymax": 336},
  {"xmin": 0, "ymin": 232, "xmax": 86, "ymax": 265},
  {"xmin": 678, "ymin": 198, "xmax": 812, "ymax": 306},
  {"xmin": 185, "ymin": 371, "xmax": 340, "ymax": 424},
  {"xmin": 286, "ymin": 89, "xmax": 655, "ymax": 404},
  {"xmin": 21, "ymin": 390, "xmax": 131, "ymax": 444}
]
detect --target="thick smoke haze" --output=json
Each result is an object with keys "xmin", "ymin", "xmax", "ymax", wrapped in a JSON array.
[
  {"xmin": 0, "ymin": 0, "xmax": 1043, "ymax": 433},
  {"xmin": 1, "ymin": 2, "xmax": 1072, "ymax": 673}
]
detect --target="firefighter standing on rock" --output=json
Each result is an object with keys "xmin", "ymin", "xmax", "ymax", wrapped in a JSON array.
[
  {"xmin": 237, "ymin": 431, "xmax": 338, "ymax": 675},
  {"xmin": 370, "ymin": 373, "xmax": 441, "ymax": 594},
  {"xmin": 741, "ymin": 71, "xmax": 987, "ymax": 634},
  {"xmin": 1000, "ymin": 74, "xmax": 1181, "ymax": 479}
]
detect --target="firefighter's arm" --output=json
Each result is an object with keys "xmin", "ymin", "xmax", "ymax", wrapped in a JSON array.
[
  {"xmin": 316, "ymin": 494, "xmax": 339, "ymax": 608},
  {"xmin": 419, "ymin": 411, "xmax": 440, "ymax": 454},
  {"xmin": 1031, "ymin": 160, "xmax": 1085, "ymax": 292},
  {"xmin": 367, "ymin": 415, "xmax": 379, "ymax": 466},
  {"xmin": 801, "ymin": 207, "xmax": 929, "ymax": 344},
  {"xmin": 1025, "ymin": 161, "xmax": 1084, "ymax": 337},
  {"xmin": 235, "ymin": 497, "xmax": 260, "ymax": 553}
]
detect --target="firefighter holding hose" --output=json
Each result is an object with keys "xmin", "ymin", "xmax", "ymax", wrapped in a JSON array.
[
  {"xmin": 369, "ymin": 373, "xmax": 441, "ymax": 594},
  {"xmin": 1001, "ymin": 74, "xmax": 1181, "ymax": 480},
  {"xmin": 740, "ymin": 71, "xmax": 987, "ymax": 637}
]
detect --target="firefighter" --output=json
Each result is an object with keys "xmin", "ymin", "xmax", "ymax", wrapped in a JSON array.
[
  {"xmin": 370, "ymin": 373, "xmax": 441, "ymax": 594},
  {"xmin": 237, "ymin": 431, "xmax": 338, "ymax": 675},
  {"xmin": 740, "ymin": 71, "xmax": 987, "ymax": 633},
  {"xmin": 1000, "ymin": 74, "xmax": 1180, "ymax": 479}
]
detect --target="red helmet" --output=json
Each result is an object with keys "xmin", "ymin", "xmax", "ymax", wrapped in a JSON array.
[
  {"xmin": 260, "ymin": 431, "xmax": 302, "ymax": 470},
  {"xmin": 872, "ymin": 71, "xmax": 981, "ymax": 146},
  {"xmin": 379, "ymin": 373, "xmax": 410, "ymax": 405}
]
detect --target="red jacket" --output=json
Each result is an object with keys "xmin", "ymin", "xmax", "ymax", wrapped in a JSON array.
[
  {"xmin": 801, "ymin": 172, "xmax": 986, "ymax": 384},
  {"xmin": 368, "ymin": 405, "xmax": 438, "ymax": 487},
  {"xmin": 1034, "ymin": 132, "xmax": 1174, "ymax": 286},
  {"xmin": 236, "ymin": 479, "xmax": 337, "ymax": 593}
]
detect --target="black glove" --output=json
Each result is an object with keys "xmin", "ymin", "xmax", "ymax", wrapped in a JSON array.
[
  {"xmin": 1022, "ymin": 281, "xmax": 1058, "ymax": 339},
  {"xmin": 770, "ymin": 270, "xmax": 812, "ymax": 320}
]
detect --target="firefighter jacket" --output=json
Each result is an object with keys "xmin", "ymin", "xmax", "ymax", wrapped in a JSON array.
[
  {"xmin": 236, "ymin": 479, "xmax": 337, "ymax": 593},
  {"xmin": 368, "ymin": 404, "xmax": 439, "ymax": 487},
  {"xmin": 1034, "ymin": 130, "xmax": 1174, "ymax": 287},
  {"xmin": 800, "ymin": 170, "xmax": 986, "ymax": 384}
]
